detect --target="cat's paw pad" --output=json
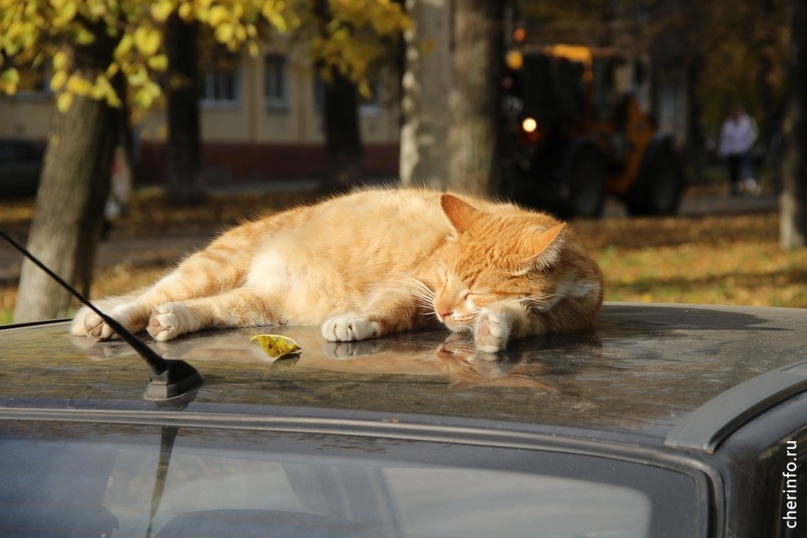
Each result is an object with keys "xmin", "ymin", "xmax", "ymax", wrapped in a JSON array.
[
  {"xmin": 148, "ymin": 303, "xmax": 190, "ymax": 342},
  {"xmin": 474, "ymin": 308, "xmax": 511, "ymax": 353},
  {"xmin": 321, "ymin": 315, "xmax": 380, "ymax": 342},
  {"xmin": 78, "ymin": 310, "xmax": 122, "ymax": 340},
  {"xmin": 70, "ymin": 306, "xmax": 92, "ymax": 336}
]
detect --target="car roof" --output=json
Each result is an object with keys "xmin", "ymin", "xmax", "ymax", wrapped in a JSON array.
[{"xmin": 2, "ymin": 302, "xmax": 807, "ymax": 451}]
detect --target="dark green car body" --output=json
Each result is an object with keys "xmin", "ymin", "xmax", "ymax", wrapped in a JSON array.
[{"xmin": 1, "ymin": 303, "xmax": 806, "ymax": 537}]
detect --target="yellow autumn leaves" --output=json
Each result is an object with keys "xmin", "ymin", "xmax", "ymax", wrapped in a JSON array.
[
  {"xmin": 0, "ymin": 0, "xmax": 408, "ymax": 111},
  {"xmin": 313, "ymin": 0, "xmax": 409, "ymax": 97}
]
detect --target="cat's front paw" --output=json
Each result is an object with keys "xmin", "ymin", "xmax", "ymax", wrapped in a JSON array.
[
  {"xmin": 148, "ymin": 303, "xmax": 191, "ymax": 342},
  {"xmin": 70, "ymin": 305, "xmax": 93, "ymax": 337},
  {"xmin": 474, "ymin": 308, "xmax": 511, "ymax": 353},
  {"xmin": 74, "ymin": 306, "xmax": 126, "ymax": 340},
  {"xmin": 71, "ymin": 297, "xmax": 140, "ymax": 340},
  {"xmin": 321, "ymin": 315, "xmax": 380, "ymax": 342},
  {"xmin": 85, "ymin": 311, "xmax": 118, "ymax": 340}
]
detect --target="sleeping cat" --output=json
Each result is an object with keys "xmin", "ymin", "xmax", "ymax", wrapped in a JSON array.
[{"xmin": 71, "ymin": 188, "xmax": 604, "ymax": 353}]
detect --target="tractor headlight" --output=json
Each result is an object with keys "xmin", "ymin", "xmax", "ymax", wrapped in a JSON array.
[{"xmin": 521, "ymin": 117, "xmax": 538, "ymax": 133}]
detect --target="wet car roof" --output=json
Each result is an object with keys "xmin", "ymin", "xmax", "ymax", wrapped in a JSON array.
[{"xmin": 2, "ymin": 302, "xmax": 806, "ymax": 446}]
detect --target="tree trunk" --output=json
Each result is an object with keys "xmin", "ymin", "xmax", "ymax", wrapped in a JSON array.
[
  {"xmin": 13, "ymin": 21, "xmax": 120, "ymax": 323},
  {"xmin": 13, "ymin": 93, "xmax": 117, "ymax": 322},
  {"xmin": 780, "ymin": 0, "xmax": 807, "ymax": 249},
  {"xmin": 108, "ymin": 74, "xmax": 134, "ymax": 221},
  {"xmin": 447, "ymin": 0, "xmax": 503, "ymax": 196},
  {"xmin": 166, "ymin": 14, "xmax": 204, "ymax": 205},
  {"xmin": 320, "ymin": 67, "xmax": 363, "ymax": 194},
  {"xmin": 312, "ymin": 0, "xmax": 364, "ymax": 196},
  {"xmin": 399, "ymin": 0, "xmax": 451, "ymax": 188}
]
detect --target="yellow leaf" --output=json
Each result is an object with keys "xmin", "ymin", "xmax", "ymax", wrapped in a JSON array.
[
  {"xmin": 178, "ymin": 3, "xmax": 193, "ymax": 20},
  {"xmin": 53, "ymin": 51, "xmax": 68, "ymax": 70},
  {"xmin": 133, "ymin": 26, "xmax": 161, "ymax": 56},
  {"xmin": 215, "ymin": 22, "xmax": 234, "ymax": 43},
  {"xmin": 75, "ymin": 28, "xmax": 95, "ymax": 45},
  {"xmin": 66, "ymin": 74, "xmax": 92, "ymax": 95},
  {"xmin": 0, "ymin": 68, "xmax": 19, "ymax": 95},
  {"xmin": 208, "ymin": 5, "xmax": 228, "ymax": 26},
  {"xmin": 50, "ymin": 70, "xmax": 67, "ymax": 91},
  {"xmin": 127, "ymin": 65, "xmax": 148, "ymax": 86},
  {"xmin": 56, "ymin": 92, "xmax": 73, "ymax": 113},
  {"xmin": 147, "ymin": 54, "xmax": 168, "ymax": 71},
  {"xmin": 1, "ymin": 67, "xmax": 19, "ymax": 85},
  {"xmin": 151, "ymin": 0, "xmax": 174, "ymax": 22},
  {"xmin": 250, "ymin": 331, "xmax": 301, "ymax": 359},
  {"xmin": 52, "ymin": 0, "xmax": 78, "ymax": 25},
  {"xmin": 115, "ymin": 34, "xmax": 133, "ymax": 59},
  {"xmin": 105, "ymin": 89, "xmax": 121, "ymax": 108}
]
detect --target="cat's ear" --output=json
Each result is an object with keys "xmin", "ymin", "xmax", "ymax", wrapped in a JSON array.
[
  {"xmin": 441, "ymin": 194, "xmax": 479, "ymax": 233},
  {"xmin": 528, "ymin": 223, "xmax": 566, "ymax": 270}
]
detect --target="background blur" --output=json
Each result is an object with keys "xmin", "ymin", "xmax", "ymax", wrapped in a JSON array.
[{"xmin": 1, "ymin": 0, "xmax": 805, "ymax": 324}]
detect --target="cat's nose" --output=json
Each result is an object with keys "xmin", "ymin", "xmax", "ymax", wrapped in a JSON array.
[{"xmin": 436, "ymin": 304, "xmax": 454, "ymax": 320}]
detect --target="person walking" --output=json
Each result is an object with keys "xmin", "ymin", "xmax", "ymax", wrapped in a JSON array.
[{"xmin": 718, "ymin": 105, "xmax": 759, "ymax": 195}]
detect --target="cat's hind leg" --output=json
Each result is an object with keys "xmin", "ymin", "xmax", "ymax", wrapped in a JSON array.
[
  {"xmin": 147, "ymin": 288, "xmax": 283, "ymax": 341},
  {"xmin": 76, "ymin": 245, "xmax": 252, "ymax": 340}
]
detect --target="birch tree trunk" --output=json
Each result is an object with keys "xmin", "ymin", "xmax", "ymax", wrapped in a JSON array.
[
  {"xmin": 780, "ymin": 0, "xmax": 807, "ymax": 249},
  {"xmin": 447, "ymin": 0, "xmax": 503, "ymax": 195},
  {"xmin": 399, "ymin": 0, "xmax": 451, "ymax": 188}
]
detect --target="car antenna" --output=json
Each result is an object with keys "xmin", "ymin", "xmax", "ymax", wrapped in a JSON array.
[{"xmin": 0, "ymin": 229, "xmax": 204, "ymax": 401}]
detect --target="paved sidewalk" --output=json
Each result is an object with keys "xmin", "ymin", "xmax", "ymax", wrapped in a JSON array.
[
  {"xmin": 0, "ymin": 234, "xmax": 212, "ymax": 284},
  {"xmin": 604, "ymin": 191, "xmax": 779, "ymax": 218}
]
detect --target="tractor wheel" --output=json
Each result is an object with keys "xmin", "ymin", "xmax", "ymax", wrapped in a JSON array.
[
  {"xmin": 627, "ymin": 142, "xmax": 684, "ymax": 216},
  {"xmin": 564, "ymin": 146, "xmax": 606, "ymax": 219}
]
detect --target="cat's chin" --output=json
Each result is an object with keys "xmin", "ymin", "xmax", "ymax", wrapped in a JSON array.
[{"xmin": 444, "ymin": 322, "xmax": 473, "ymax": 334}]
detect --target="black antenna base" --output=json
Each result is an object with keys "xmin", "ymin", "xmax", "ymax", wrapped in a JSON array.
[{"xmin": 144, "ymin": 360, "xmax": 205, "ymax": 401}]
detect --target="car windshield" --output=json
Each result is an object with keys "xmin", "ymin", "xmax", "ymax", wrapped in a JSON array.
[{"xmin": 0, "ymin": 421, "xmax": 705, "ymax": 538}]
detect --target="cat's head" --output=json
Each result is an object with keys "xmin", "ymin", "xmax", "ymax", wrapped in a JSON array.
[{"xmin": 433, "ymin": 194, "xmax": 584, "ymax": 332}]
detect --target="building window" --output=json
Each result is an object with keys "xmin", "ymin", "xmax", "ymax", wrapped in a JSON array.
[
  {"xmin": 201, "ymin": 50, "xmax": 240, "ymax": 105},
  {"xmin": 264, "ymin": 54, "xmax": 289, "ymax": 110},
  {"xmin": 314, "ymin": 74, "xmax": 325, "ymax": 113},
  {"xmin": 6, "ymin": 59, "xmax": 50, "ymax": 99},
  {"xmin": 359, "ymin": 82, "xmax": 382, "ymax": 117}
]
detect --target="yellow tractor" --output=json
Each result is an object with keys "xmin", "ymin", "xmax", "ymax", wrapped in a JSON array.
[{"xmin": 502, "ymin": 45, "xmax": 684, "ymax": 218}]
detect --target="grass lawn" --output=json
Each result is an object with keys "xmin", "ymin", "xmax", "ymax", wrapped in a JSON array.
[
  {"xmin": 2, "ymin": 190, "xmax": 806, "ymax": 325},
  {"xmin": 575, "ymin": 213, "xmax": 807, "ymax": 308}
]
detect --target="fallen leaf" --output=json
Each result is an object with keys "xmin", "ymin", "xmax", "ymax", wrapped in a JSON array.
[{"xmin": 250, "ymin": 331, "xmax": 301, "ymax": 359}]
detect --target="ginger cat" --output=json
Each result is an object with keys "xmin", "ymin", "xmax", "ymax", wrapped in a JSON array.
[{"xmin": 71, "ymin": 188, "xmax": 604, "ymax": 353}]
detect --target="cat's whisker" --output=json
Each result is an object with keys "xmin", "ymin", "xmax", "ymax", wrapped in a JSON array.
[
  {"xmin": 387, "ymin": 272, "xmax": 436, "ymax": 302},
  {"xmin": 371, "ymin": 280, "xmax": 437, "ymax": 315}
]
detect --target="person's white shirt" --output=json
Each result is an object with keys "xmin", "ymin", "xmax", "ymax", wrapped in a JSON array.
[{"xmin": 719, "ymin": 113, "xmax": 757, "ymax": 157}]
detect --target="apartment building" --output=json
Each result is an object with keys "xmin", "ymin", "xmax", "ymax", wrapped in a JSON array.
[{"xmin": 0, "ymin": 42, "xmax": 402, "ymax": 185}]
